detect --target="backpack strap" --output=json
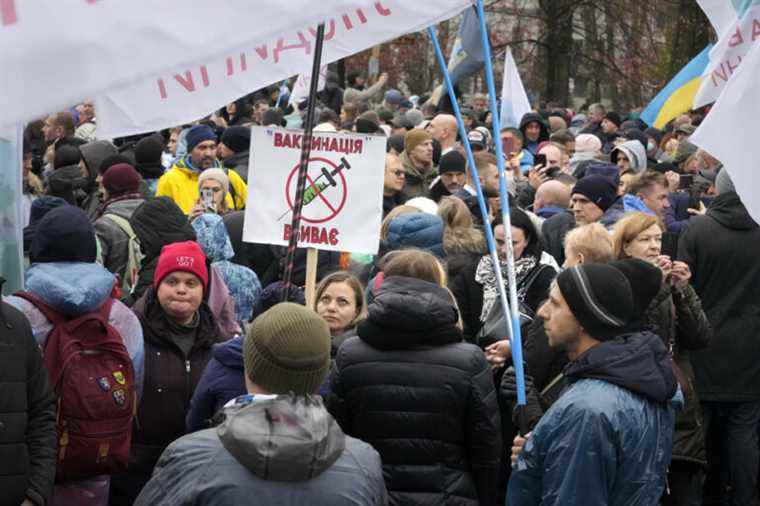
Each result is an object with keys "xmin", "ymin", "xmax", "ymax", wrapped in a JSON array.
[
  {"xmin": 102, "ymin": 214, "xmax": 137, "ymax": 240},
  {"xmin": 14, "ymin": 291, "xmax": 66, "ymax": 326}
]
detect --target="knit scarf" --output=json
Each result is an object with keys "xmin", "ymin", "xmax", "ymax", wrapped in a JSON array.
[{"xmin": 475, "ymin": 254, "xmax": 538, "ymax": 322}]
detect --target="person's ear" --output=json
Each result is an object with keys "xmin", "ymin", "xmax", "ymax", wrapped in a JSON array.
[
  {"xmin": 577, "ymin": 252, "xmax": 585, "ymax": 265},
  {"xmin": 622, "ymin": 241, "xmax": 633, "ymax": 258}
]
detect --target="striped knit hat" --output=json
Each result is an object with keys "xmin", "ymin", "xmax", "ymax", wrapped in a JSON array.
[{"xmin": 556, "ymin": 264, "xmax": 634, "ymax": 341}]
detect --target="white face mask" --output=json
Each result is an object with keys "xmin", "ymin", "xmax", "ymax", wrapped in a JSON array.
[{"xmin": 647, "ymin": 141, "xmax": 656, "ymax": 152}]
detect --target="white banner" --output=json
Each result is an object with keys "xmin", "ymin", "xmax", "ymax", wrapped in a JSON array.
[
  {"xmin": 692, "ymin": 40, "xmax": 760, "ymax": 223},
  {"xmin": 499, "ymin": 48, "xmax": 531, "ymax": 128},
  {"xmin": 694, "ymin": 2, "xmax": 760, "ymax": 108},
  {"xmin": 95, "ymin": 0, "xmax": 471, "ymax": 138},
  {"xmin": 697, "ymin": 0, "xmax": 739, "ymax": 35},
  {"xmin": 243, "ymin": 127, "xmax": 385, "ymax": 254},
  {"xmin": 289, "ymin": 65, "xmax": 328, "ymax": 109},
  {"xmin": 0, "ymin": 0, "xmax": 370, "ymax": 127}
]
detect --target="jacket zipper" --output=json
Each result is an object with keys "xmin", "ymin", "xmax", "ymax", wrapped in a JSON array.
[{"xmin": 185, "ymin": 359, "xmax": 192, "ymax": 410}]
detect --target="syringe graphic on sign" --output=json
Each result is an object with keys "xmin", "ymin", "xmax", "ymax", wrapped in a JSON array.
[{"xmin": 277, "ymin": 157, "xmax": 351, "ymax": 222}]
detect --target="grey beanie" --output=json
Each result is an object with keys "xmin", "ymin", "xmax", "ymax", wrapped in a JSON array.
[{"xmin": 715, "ymin": 167, "xmax": 736, "ymax": 195}]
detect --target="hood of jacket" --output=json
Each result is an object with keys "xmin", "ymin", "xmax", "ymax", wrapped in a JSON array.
[
  {"xmin": 385, "ymin": 212, "xmax": 445, "ymax": 257},
  {"xmin": 358, "ymin": 275, "xmax": 463, "ymax": 350},
  {"xmin": 130, "ymin": 196, "xmax": 197, "ymax": 260},
  {"xmin": 25, "ymin": 262, "xmax": 115, "ymax": 316},
  {"xmin": 598, "ymin": 197, "xmax": 627, "ymax": 228},
  {"xmin": 174, "ymin": 155, "xmax": 221, "ymax": 175},
  {"xmin": 612, "ymin": 140, "xmax": 647, "ymax": 173},
  {"xmin": 51, "ymin": 164, "xmax": 89, "ymax": 190},
  {"xmin": 443, "ymin": 226, "xmax": 486, "ymax": 255},
  {"xmin": 564, "ymin": 331, "xmax": 677, "ymax": 403},
  {"xmin": 223, "ymin": 150, "xmax": 249, "ymax": 169},
  {"xmin": 212, "ymin": 333, "xmax": 244, "ymax": 370},
  {"xmin": 217, "ymin": 394, "xmax": 345, "ymax": 482},
  {"xmin": 80, "ymin": 140, "xmax": 118, "ymax": 178},
  {"xmin": 191, "ymin": 213, "xmax": 235, "ymax": 262},
  {"xmin": 519, "ymin": 113, "xmax": 550, "ymax": 143},
  {"xmin": 707, "ymin": 192, "xmax": 759, "ymax": 231},
  {"xmin": 100, "ymin": 196, "xmax": 145, "ymax": 220}
]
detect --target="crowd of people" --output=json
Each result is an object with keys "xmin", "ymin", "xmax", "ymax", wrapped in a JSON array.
[{"xmin": 4, "ymin": 70, "xmax": 760, "ymax": 506}]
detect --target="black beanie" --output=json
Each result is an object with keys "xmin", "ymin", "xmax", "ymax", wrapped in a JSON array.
[
  {"xmin": 609, "ymin": 259, "xmax": 662, "ymax": 320},
  {"xmin": 355, "ymin": 117, "xmax": 380, "ymax": 134},
  {"xmin": 571, "ymin": 175, "xmax": 618, "ymax": 212},
  {"xmin": 220, "ymin": 126, "xmax": 251, "ymax": 153},
  {"xmin": 604, "ymin": 112, "xmax": 622, "ymax": 128},
  {"xmin": 439, "ymin": 151, "xmax": 466, "ymax": 174},
  {"xmin": 30, "ymin": 206, "xmax": 97, "ymax": 264},
  {"xmin": 135, "ymin": 135, "xmax": 164, "ymax": 169},
  {"xmin": 98, "ymin": 154, "xmax": 133, "ymax": 176},
  {"xmin": 557, "ymin": 264, "xmax": 634, "ymax": 341},
  {"xmin": 54, "ymin": 145, "xmax": 82, "ymax": 169}
]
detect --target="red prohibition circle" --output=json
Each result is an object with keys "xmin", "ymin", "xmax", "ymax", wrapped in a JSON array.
[{"xmin": 284, "ymin": 156, "xmax": 348, "ymax": 224}]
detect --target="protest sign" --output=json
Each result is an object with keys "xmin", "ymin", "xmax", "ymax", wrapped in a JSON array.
[
  {"xmin": 95, "ymin": 0, "xmax": 470, "ymax": 138},
  {"xmin": 0, "ymin": 125, "xmax": 24, "ymax": 293},
  {"xmin": 243, "ymin": 127, "xmax": 385, "ymax": 254}
]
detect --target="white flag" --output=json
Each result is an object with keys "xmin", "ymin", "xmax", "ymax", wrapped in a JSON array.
[
  {"xmin": 94, "ymin": 0, "xmax": 470, "ymax": 138},
  {"xmin": 692, "ymin": 40, "xmax": 760, "ymax": 223},
  {"xmin": 499, "ymin": 48, "xmax": 531, "ymax": 128},
  {"xmin": 289, "ymin": 66, "xmax": 328, "ymax": 109},
  {"xmin": 693, "ymin": 1, "xmax": 760, "ymax": 108}
]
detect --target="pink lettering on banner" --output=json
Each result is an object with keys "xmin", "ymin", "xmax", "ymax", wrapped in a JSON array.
[
  {"xmin": 1, "ymin": 0, "xmax": 17, "ymax": 26},
  {"xmin": 157, "ymin": 78, "xmax": 168, "ymax": 99},
  {"xmin": 729, "ymin": 26, "xmax": 744, "ymax": 48},
  {"xmin": 273, "ymin": 31, "xmax": 310, "ymax": 63},
  {"xmin": 342, "ymin": 14, "xmax": 353, "ymax": 30},
  {"xmin": 356, "ymin": 8, "xmax": 368, "ymax": 24},
  {"xmin": 174, "ymin": 71, "xmax": 197, "ymax": 93},
  {"xmin": 374, "ymin": 1, "xmax": 392, "ymax": 16},
  {"xmin": 254, "ymin": 44, "xmax": 268, "ymax": 61},
  {"xmin": 308, "ymin": 19, "xmax": 336, "ymax": 41},
  {"xmin": 2, "ymin": 0, "xmax": 101, "ymax": 26},
  {"xmin": 726, "ymin": 55, "xmax": 743, "ymax": 74},
  {"xmin": 226, "ymin": 57, "xmax": 234, "ymax": 76},
  {"xmin": 200, "ymin": 65, "xmax": 210, "ymax": 87}
]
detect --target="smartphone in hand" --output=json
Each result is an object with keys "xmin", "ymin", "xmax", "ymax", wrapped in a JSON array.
[{"xmin": 201, "ymin": 188, "xmax": 217, "ymax": 213}]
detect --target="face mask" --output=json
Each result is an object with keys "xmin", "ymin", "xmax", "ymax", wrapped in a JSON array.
[{"xmin": 647, "ymin": 141, "xmax": 656, "ymax": 152}]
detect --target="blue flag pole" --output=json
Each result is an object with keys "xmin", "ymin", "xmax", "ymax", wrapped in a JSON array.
[
  {"xmin": 427, "ymin": 25, "xmax": 515, "ymax": 352},
  {"xmin": 474, "ymin": 0, "xmax": 527, "ymax": 406}
]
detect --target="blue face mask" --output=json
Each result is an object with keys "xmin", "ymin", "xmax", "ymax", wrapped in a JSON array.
[{"xmin": 647, "ymin": 141, "xmax": 656, "ymax": 152}]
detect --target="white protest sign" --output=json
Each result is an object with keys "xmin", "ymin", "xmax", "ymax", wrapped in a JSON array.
[
  {"xmin": 289, "ymin": 65, "xmax": 328, "ymax": 108},
  {"xmin": 0, "ymin": 0, "xmax": 362, "ymax": 127},
  {"xmin": 694, "ymin": 2, "xmax": 760, "ymax": 108},
  {"xmin": 95, "ymin": 0, "xmax": 471, "ymax": 138},
  {"xmin": 243, "ymin": 127, "xmax": 385, "ymax": 254}
]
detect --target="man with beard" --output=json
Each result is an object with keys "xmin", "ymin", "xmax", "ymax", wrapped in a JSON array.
[{"xmin": 156, "ymin": 125, "xmax": 247, "ymax": 214}]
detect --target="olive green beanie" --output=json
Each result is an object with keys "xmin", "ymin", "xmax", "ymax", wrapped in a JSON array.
[{"xmin": 244, "ymin": 302, "xmax": 331, "ymax": 395}]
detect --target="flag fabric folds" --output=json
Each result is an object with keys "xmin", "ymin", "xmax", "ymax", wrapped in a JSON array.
[
  {"xmin": 447, "ymin": 6, "xmax": 485, "ymax": 85},
  {"xmin": 641, "ymin": 45, "xmax": 713, "ymax": 129},
  {"xmin": 499, "ymin": 48, "xmax": 531, "ymax": 128}
]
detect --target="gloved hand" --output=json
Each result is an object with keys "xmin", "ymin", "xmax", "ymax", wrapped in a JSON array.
[{"xmin": 500, "ymin": 366, "xmax": 543, "ymax": 434}]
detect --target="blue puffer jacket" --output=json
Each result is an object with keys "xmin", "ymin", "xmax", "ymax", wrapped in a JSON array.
[
  {"xmin": 508, "ymin": 331, "xmax": 679, "ymax": 506},
  {"xmin": 385, "ymin": 212, "xmax": 445, "ymax": 258},
  {"xmin": 192, "ymin": 213, "xmax": 262, "ymax": 323},
  {"xmin": 185, "ymin": 335, "xmax": 246, "ymax": 433}
]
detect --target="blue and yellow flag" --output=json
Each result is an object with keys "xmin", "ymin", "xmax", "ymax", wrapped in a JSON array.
[
  {"xmin": 641, "ymin": 45, "xmax": 713, "ymax": 129},
  {"xmin": 447, "ymin": 7, "xmax": 485, "ymax": 85}
]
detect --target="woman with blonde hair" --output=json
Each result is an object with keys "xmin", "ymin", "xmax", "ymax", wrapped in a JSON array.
[
  {"xmin": 438, "ymin": 196, "xmax": 486, "ymax": 278},
  {"xmin": 313, "ymin": 271, "xmax": 365, "ymax": 356},
  {"xmin": 328, "ymin": 249, "xmax": 500, "ymax": 506},
  {"xmin": 613, "ymin": 212, "xmax": 712, "ymax": 505}
]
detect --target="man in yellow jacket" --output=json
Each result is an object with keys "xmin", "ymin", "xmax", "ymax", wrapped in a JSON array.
[{"xmin": 157, "ymin": 124, "xmax": 247, "ymax": 214}]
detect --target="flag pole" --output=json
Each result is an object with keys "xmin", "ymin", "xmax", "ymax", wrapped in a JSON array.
[
  {"xmin": 427, "ymin": 25, "xmax": 514, "ymax": 346},
  {"xmin": 474, "ymin": 0, "xmax": 527, "ymax": 407},
  {"xmin": 281, "ymin": 23, "xmax": 325, "ymax": 298}
]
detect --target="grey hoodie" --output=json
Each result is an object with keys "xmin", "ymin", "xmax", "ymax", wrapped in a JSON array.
[
  {"xmin": 135, "ymin": 395, "xmax": 387, "ymax": 506},
  {"xmin": 612, "ymin": 140, "xmax": 647, "ymax": 173}
]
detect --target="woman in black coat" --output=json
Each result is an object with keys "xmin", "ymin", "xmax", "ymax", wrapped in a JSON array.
[
  {"xmin": 450, "ymin": 208, "xmax": 556, "ymax": 364},
  {"xmin": 328, "ymin": 250, "xmax": 501, "ymax": 506}
]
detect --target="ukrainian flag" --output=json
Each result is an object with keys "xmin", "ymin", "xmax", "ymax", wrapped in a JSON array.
[{"xmin": 641, "ymin": 45, "xmax": 713, "ymax": 129}]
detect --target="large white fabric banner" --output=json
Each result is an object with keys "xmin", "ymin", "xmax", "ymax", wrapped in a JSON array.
[
  {"xmin": 243, "ymin": 127, "xmax": 385, "ymax": 254},
  {"xmin": 95, "ymin": 0, "xmax": 471, "ymax": 138},
  {"xmin": 499, "ymin": 48, "xmax": 531, "ymax": 128},
  {"xmin": 692, "ymin": 40, "xmax": 760, "ymax": 224}
]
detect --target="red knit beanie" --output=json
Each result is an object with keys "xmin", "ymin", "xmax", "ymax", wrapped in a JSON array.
[
  {"xmin": 102, "ymin": 163, "xmax": 141, "ymax": 196},
  {"xmin": 153, "ymin": 241, "xmax": 209, "ymax": 292}
]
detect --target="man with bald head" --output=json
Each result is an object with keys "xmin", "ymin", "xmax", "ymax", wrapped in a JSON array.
[
  {"xmin": 534, "ymin": 180, "xmax": 571, "ymax": 220},
  {"xmin": 428, "ymin": 114, "xmax": 458, "ymax": 154}
]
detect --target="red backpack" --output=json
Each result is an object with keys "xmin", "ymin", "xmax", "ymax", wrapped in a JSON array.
[{"xmin": 14, "ymin": 292, "xmax": 136, "ymax": 482}]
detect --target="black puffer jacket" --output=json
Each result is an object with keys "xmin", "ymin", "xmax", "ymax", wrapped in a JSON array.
[
  {"xmin": 0, "ymin": 299, "xmax": 56, "ymax": 506},
  {"xmin": 678, "ymin": 192, "xmax": 760, "ymax": 402},
  {"xmin": 328, "ymin": 276, "xmax": 501, "ymax": 506}
]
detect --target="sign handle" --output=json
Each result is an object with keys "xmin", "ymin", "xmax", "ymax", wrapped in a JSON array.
[
  {"xmin": 304, "ymin": 247, "xmax": 319, "ymax": 308},
  {"xmin": 281, "ymin": 22, "xmax": 326, "ymax": 299}
]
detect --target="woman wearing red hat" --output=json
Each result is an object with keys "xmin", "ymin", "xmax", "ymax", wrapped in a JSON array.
[{"xmin": 110, "ymin": 240, "xmax": 227, "ymax": 506}]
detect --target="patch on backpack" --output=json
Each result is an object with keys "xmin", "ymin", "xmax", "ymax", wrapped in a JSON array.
[
  {"xmin": 97, "ymin": 377, "xmax": 111, "ymax": 391},
  {"xmin": 112, "ymin": 370, "xmax": 126, "ymax": 385},
  {"xmin": 112, "ymin": 389, "xmax": 126, "ymax": 407}
]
